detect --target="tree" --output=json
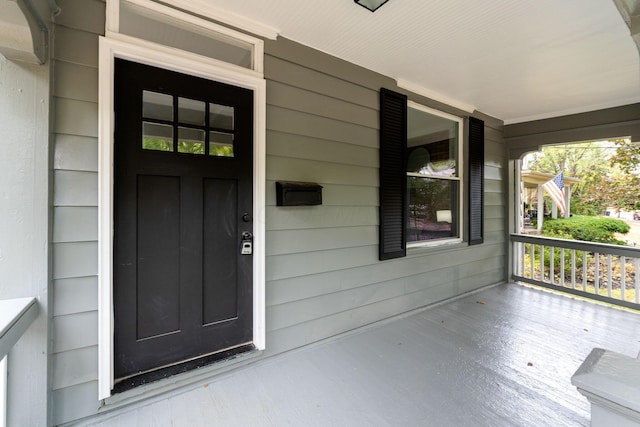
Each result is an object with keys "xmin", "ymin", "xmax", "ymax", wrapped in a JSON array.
[
  {"xmin": 586, "ymin": 139, "xmax": 640, "ymax": 213},
  {"xmin": 610, "ymin": 139, "xmax": 640, "ymax": 174},
  {"xmin": 525, "ymin": 142, "xmax": 611, "ymax": 215}
]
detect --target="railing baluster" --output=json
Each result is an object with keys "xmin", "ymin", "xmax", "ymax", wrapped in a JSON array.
[
  {"xmin": 571, "ymin": 250, "xmax": 576, "ymax": 289},
  {"xmin": 621, "ymin": 256, "xmax": 626, "ymax": 302},
  {"xmin": 594, "ymin": 252, "xmax": 600, "ymax": 296},
  {"xmin": 582, "ymin": 251, "xmax": 587, "ymax": 291},
  {"xmin": 530, "ymin": 243, "xmax": 534, "ymax": 279},
  {"xmin": 607, "ymin": 254, "xmax": 613, "ymax": 298},
  {"xmin": 550, "ymin": 246, "xmax": 555, "ymax": 285},
  {"xmin": 516, "ymin": 242, "xmax": 522, "ymax": 277},
  {"xmin": 540, "ymin": 245, "xmax": 545, "ymax": 282},
  {"xmin": 510, "ymin": 234, "xmax": 640, "ymax": 310},
  {"xmin": 560, "ymin": 247, "xmax": 565, "ymax": 287}
]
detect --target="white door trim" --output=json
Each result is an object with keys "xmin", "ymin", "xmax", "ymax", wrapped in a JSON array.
[{"xmin": 97, "ymin": 35, "xmax": 266, "ymax": 400}]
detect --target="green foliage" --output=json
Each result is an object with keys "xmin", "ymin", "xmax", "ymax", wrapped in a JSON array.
[
  {"xmin": 570, "ymin": 198, "xmax": 604, "ymax": 216},
  {"xmin": 611, "ymin": 139, "xmax": 640, "ymax": 174},
  {"xmin": 541, "ymin": 216, "xmax": 629, "ymax": 244},
  {"xmin": 524, "ymin": 139, "xmax": 640, "ymax": 213}
]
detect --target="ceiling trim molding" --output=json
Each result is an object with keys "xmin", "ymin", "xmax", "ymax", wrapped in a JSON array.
[{"xmin": 396, "ymin": 78, "xmax": 476, "ymax": 114}]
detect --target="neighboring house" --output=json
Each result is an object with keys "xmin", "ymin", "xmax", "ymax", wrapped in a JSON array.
[{"xmin": 0, "ymin": 0, "xmax": 639, "ymax": 425}]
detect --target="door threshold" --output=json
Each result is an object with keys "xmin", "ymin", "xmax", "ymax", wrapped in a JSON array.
[{"xmin": 112, "ymin": 343, "xmax": 255, "ymax": 394}]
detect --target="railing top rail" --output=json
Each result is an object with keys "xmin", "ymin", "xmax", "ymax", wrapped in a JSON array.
[
  {"xmin": 510, "ymin": 233, "xmax": 640, "ymax": 258},
  {"xmin": 0, "ymin": 297, "xmax": 39, "ymax": 360}
]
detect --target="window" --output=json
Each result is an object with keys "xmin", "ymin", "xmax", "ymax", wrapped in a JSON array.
[
  {"xmin": 406, "ymin": 102, "xmax": 462, "ymax": 245},
  {"xmin": 142, "ymin": 90, "xmax": 235, "ymax": 157},
  {"xmin": 379, "ymin": 88, "xmax": 484, "ymax": 261}
]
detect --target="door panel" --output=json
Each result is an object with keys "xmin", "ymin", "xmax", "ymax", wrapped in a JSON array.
[
  {"xmin": 203, "ymin": 178, "xmax": 239, "ymax": 325},
  {"xmin": 136, "ymin": 174, "xmax": 181, "ymax": 339},
  {"xmin": 114, "ymin": 59, "xmax": 254, "ymax": 381}
]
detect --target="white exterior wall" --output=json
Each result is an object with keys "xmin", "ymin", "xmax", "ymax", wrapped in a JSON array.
[{"xmin": 0, "ymin": 54, "xmax": 51, "ymax": 426}]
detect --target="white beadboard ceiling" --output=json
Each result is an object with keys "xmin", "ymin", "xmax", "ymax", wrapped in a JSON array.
[{"xmin": 188, "ymin": 0, "xmax": 640, "ymax": 124}]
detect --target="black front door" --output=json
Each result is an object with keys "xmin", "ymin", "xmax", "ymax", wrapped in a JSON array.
[{"xmin": 113, "ymin": 59, "xmax": 254, "ymax": 382}]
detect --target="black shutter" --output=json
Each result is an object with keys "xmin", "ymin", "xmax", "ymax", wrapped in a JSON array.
[
  {"xmin": 468, "ymin": 116, "xmax": 484, "ymax": 245},
  {"xmin": 379, "ymin": 89, "xmax": 407, "ymax": 260}
]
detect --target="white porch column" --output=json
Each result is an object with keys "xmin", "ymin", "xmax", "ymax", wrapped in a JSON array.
[
  {"xmin": 565, "ymin": 185, "xmax": 571, "ymax": 218},
  {"xmin": 537, "ymin": 184, "xmax": 544, "ymax": 231},
  {"xmin": 572, "ymin": 348, "xmax": 640, "ymax": 427},
  {"xmin": 552, "ymin": 204, "xmax": 558, "ymax": 219}
]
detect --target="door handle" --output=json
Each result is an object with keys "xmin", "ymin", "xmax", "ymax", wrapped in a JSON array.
[{"xmin": 241, "ymin": 231, "xmax": 253, "ymax": 255}]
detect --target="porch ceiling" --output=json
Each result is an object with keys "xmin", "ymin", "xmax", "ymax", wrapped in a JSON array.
[{"xmin": 185, "ymin": 0, "xmax": 640, "ymax": 124}]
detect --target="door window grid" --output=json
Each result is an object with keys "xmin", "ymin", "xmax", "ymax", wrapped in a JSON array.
[{"xmin": 142, "ymin": 90, "xmax": 235, "ymax": 157}]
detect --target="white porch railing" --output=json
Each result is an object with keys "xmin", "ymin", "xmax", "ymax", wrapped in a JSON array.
[
  {"xmin": 0, "ymin": 297, "xmax": 39, "ymax": 427},
  {"xmin": 511, "ymin": 234, "xmax": 640, "ymax": 311}
]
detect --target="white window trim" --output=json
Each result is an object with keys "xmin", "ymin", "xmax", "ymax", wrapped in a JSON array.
[
  {"xmin": 406, "ymin": 101, "xmax": 464, "ymax": 249},
  {"xmin": 106, "ymin": 0, "xmax": 265, "ymax": 74},
  {"xmin": 97, "ymin": 35, "xmax": 266, "ymax": 400}
]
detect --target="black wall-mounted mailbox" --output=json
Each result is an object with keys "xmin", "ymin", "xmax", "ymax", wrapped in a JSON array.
[{"xmin": 276, "ymin": 181, "xmax": 323, "ymax": 206}]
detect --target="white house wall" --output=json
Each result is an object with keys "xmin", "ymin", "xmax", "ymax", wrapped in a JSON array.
[
  {"xmin": 48, "ymin": 0, "xmax": 507, "ymax": 424},
  {"xmin": 0, "ymin": 47, "xmax": 50, "ymax": 426}
]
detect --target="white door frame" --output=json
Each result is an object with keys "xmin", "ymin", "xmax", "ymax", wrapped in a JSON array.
[{"xmin": 97, "ymin": 35, "xmax": 266, "ymax": 400}]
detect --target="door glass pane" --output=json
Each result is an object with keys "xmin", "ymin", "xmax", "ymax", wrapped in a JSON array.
[
  {"xmin": 209, "ymin": 131, "xmax": 234, "ymax": 157},
  {"xmin": 142, "ymin": 122, "xmax": 173, "ymax": 152},
  {"xmin": 178, "ymin": 127, "xmax": 205, "ymax": 154},
  {"xmin": 210, "ymin": 104, "xmax": 234, "ymax": 131},
  {"xmin": 407, "ymin": 177, "xmax": 458, "ymax": 242},
  {"xmin": 143, "ymin": 91, "xmax": 173, "ymax": 121},
  {"xmin": 407, "ymin": 107, "xmax": 458, "ymax": 177},
  {"xmin": 179, "ymin": 97, "xmax": 206, "ymax": 126}
]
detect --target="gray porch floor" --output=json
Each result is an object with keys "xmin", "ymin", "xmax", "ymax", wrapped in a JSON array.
[{"xmin": 88, "ymin": 283, "xmax": 640, "ymax": 426}]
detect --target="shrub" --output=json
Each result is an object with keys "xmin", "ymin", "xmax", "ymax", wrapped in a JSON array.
[{"xmin": 541, "ymin": 215, "xmax": 629, "ymax": 245}]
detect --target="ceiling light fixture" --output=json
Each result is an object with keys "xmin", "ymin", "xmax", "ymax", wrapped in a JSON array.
[{"xmin": 354, "ymin": 0, "xmax": 389, "ymax": 12}]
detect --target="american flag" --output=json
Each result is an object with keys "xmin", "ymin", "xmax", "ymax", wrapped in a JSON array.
[{"xmin": 542, "ymin": 172, "xmax": 566, "ymax": 216}]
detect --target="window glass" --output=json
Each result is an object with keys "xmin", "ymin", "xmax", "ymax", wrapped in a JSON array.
[
  {"xmin": 210, "ymin": 104, "xmax": 234, "ymax": 131},
  {"xmin": 407, "ymin": 177, "xmax": 458, "ymax": 241},
  {"xmin": 406, "ymin": 104, "xmax": 462, "ymax": 243},
  {"xmin": 141, "ymin": 95, "xmax": 236, "ymax": 158},
  {"xmin": 209, "ymin": 131, "xmax": 234, "ymax": 157},
  {"xmin": 178, "ymin": 127, "xmax": 205, "ymax": 155},
  {"xmin": 143, "ymin": 91, "xmax": 173, "ymax": 122},
  {"xmin": 179, "ymin": 97, "xmax": 206, "ymax": 126},
  {"xmin": 142, "ymin": 122, "xmax": 173, "ymax": 152},
  {"xmin": 119, "ymin": 1, "xmax": 255, "ymax": 69}
]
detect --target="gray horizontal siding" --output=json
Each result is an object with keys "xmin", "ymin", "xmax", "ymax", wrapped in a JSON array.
[
  {"xmin": 52, "ymin": 382, "xmax": 99, "ymax": 426},
  {"xmin": 53, "ymin": 276, "xmax": 98, "ymax": 316},
  {"xmin": 262, "ymin": 36, "xmax": 507, "ymax": 360},
  {"xmin": 48, "ymin": 1, "xmax": 507, "ymax": 423},
  {"xmin": 53, "ymin": 26, "xmax": 99, "ymax": 68},
  {"xmin": 53, "ymin": 207, "xmax": 98, "ymax": 242},
  {"xmin": 54, "ymin": 98, "xmax": 98, "ymax": 137},
  {"xmin": 267, "ymin": 131, "xmax": 378, "ymax": 167},
  {"xmin": 51, "ymin": 0, "xmax": 104, "ymax": 424},
  {"xmin": 268, "ymin": 106, "xmax": 378, "ymax": 148},
  {"xmin": 53, "ymin": 170, "xmax": 98, "ymax": 206},
  {"xmin": 53, "ymin": 311, "xmax": 99, "ymax": 353},
  {"xmin": 52, "ymin": 346, "xmax": 98, "ymax": 390},
  {"xmin": 54, "ymin": 134, "xmax": 98, "ymax": 172},
  {"xmin": 266, "ymin": 226, "xmax": 378, "ymax": 256}
]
